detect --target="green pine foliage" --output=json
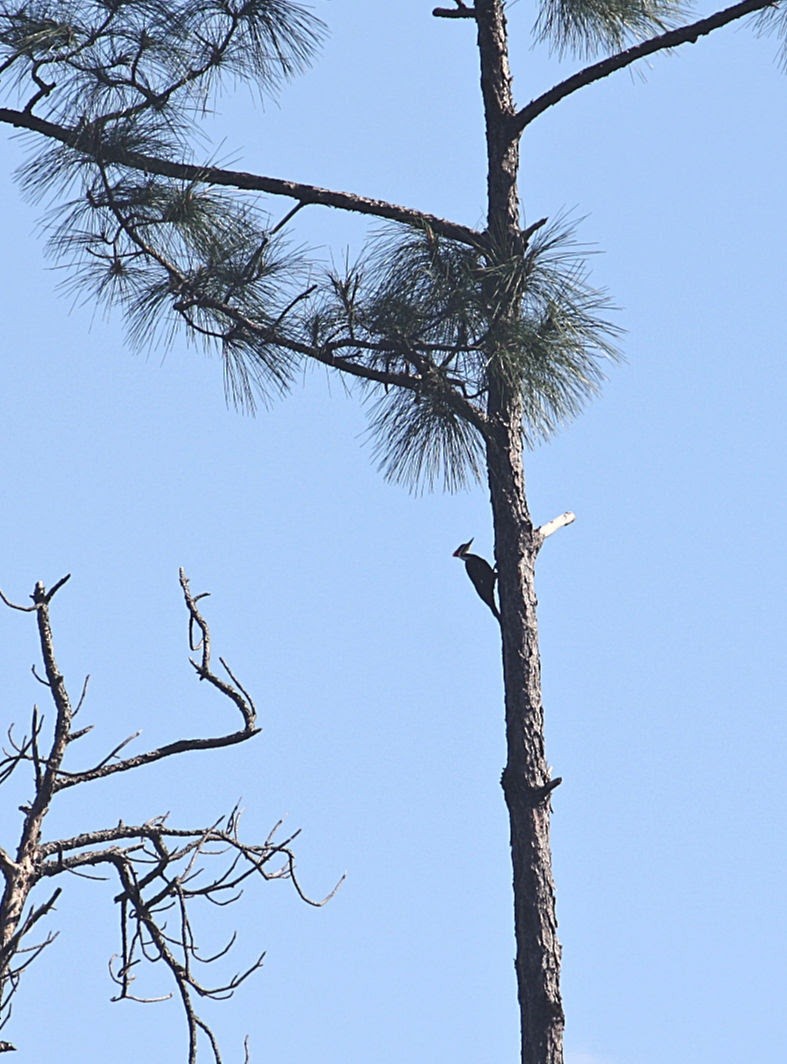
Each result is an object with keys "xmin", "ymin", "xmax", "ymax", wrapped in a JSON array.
[
  {"xmin": 320, "ymin": 222, "xmax": 621, "ymax": 488},
  {"xmin": 756, "ymin": 3, "xmax": 787, "ymax": 69},
  {"xmin": 535, "ymin": 0, "xmax": 687, "ymax": 57},
  {"xmin": 9, "ymin": 0, "xmax": 782, "ymax": 493},
  {"xmin": 0, "ymin": 0, "xmax": 325, "ymax": 122}
]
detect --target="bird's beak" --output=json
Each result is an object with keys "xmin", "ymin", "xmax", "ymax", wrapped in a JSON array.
[{"xmin": 453, "ymin": 538, "xmax": 473, "ymax": 557}]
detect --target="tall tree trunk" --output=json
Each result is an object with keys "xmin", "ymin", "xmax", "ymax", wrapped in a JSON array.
[
  {"xmin": 476, "ymin": 3, "xmax": 565, "ymax": 1061},
  {"xmin": 487, "ymin": 400, "xmax": 565, "ymax": 1064}
]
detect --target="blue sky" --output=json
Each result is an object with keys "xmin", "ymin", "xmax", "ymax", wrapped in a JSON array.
[{"xmin": 0, "ymin": 2, "xmax": 785, "ymax": 1062}]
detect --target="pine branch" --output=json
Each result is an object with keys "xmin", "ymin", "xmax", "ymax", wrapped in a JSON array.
[
  {"xmin": 81, "ymin": 169, "xmax": 491, "ymax": 437},
  {"xmin": 433, "ymin": 3, "xmax": 477, "ymax": 17},
  {"xmin": 513, "ymin": 0, "xmax": 779, "ymax": 132},
  {"xmin": 0, "ymin": 107, "xmax": 485, "ymax": 248},
  {"xmin": 306, "ymin": 342, "xmax": 490, "ymax": 435},
  {"xmin": 182, "ymin": 279, "xmax": 490, "ymax": 430}
]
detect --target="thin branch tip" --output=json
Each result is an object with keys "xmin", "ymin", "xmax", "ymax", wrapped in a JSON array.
[
  {"xmin": 47, "ymin": 574, "xmax": 72, "ymax": 601},
  {"xmin": 522, "ymin": 217, "xmax": 548, "ymax": 242}
]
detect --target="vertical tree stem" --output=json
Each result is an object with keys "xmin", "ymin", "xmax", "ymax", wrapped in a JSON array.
[
  {"xmin": 487, "ymin": 411, "xmax": 565, "ymax": 1064},
  {"xmin": 475, "ymin": 2, "xmax": 565, "ymax": 1060}
]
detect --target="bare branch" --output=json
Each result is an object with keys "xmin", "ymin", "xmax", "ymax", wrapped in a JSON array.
[
  {"xmin": 433, "ymin": 2, "xmax": 477, "ymax": 18},
  {"xmin": 0, "ymin": 588, "xmax": 35, "ymax": 613},
  {"xmin": 72, "ymin": 675, "xmax": 90, "ymax": 718},
  {"xmin": 269, "ymin": 200, "xmax": 307, "ymax": 237},
  {"xmin": 29, "ymin": 666, "xmax": 49, "ymax": 687},
  {"xmin": 534, "ymin": 511, "xmax": 576, "ymax": 549},
  {"xmin": 178, "ymin": 570, "xmax": 256, "ymax": 727},
  {"xmin": 51, "ymin": 571, "xmax": 259, "ymax": 791},
  {"xmin": 29, "ymin": 707, "xmax": 42, "ymax": 791},
  {"xmin": 0, "ymin": 573, "xmax": 335, "ymax": 1058},
  {"xmin": 52, "ymin": 728, "xmax": 259, "ymax": 792},
  {"xmin": 0, "ymin": 723, "xmax": 35, "ymax": 788},
  {"xmin": 76, "ymin": 731, "xmax": 142, "ymax": 772},
  {"xmin": 0, "ymin": 890, "xmax": 62, "ymax": 970},
  {"xmin": 42, "ymin": 574, "xmax": 71, "ymax": 602}
]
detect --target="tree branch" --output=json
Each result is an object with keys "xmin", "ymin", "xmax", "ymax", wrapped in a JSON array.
[
  {"xmin": 185, "ymin": 288, "xmax": 491, "ymax": 434},
  {"xmin": 513, "ymin": 0, "xmax": 779, "ymax": 132},
  {"xmin": 534, "ymin": 511, "xmax": 575, "ymax": 550},
  {"xmin": 0, "ymin": 107, "xmax": 485, "ymax": 248},
  {"xmin": 51, "ymin": 728, "xmax": 259, "ymax": 791},
  {"xmin": 0, "ymin": 571, "xmax": 334, "ymax": 1057},
  {"xmin": 51, "ymin": 571, "xmax": 259, "ymax": 792},
  {"xmin": 86, "ymin": 167, "xmax": 493, "ymax": 440},
  {"xmin": 433, "ymin": 2, "xmax": 477, "ymax": 17}
]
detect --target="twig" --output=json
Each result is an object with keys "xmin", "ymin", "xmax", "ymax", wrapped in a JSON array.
[{"xmin": 0, "ymin": 589, "xmax": 35, "ymax": 613}]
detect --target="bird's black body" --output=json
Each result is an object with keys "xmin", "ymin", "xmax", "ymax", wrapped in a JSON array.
[{"xmin": 453, "ymin": 539, "xmax": 500, "ymax": 621}]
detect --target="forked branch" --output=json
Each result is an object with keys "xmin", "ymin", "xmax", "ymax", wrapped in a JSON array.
[{"xmin": 0, "ymin": 572, "xmax": 335, "ymax": 1061}]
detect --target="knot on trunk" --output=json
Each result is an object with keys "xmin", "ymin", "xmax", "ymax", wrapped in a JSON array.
[{"xmin": 501, "ymin": 766, "xmax": 562, "ymax": 806}]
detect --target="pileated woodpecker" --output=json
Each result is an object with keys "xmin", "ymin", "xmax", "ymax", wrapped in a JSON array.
[{"xmin": 453, "ymin": 539, "xmax": 500, "ymax": 621}]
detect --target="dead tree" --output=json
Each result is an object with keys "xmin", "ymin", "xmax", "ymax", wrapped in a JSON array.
[{"xmin": 0, "ymin": 570, "xmax": 339, "ymax": 1061}]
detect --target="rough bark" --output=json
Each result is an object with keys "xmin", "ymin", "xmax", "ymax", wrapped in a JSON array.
[
  {"xmin": 476, "ymin": 3, "xmax": 565, "ymax": 1061},
  {"xmin": 475, "ymin": 0, "xmax": 521, "ymax": 239},
  {"xmin": 487, "ymin": 401, "xmax": 564, "ymax": 1064}
]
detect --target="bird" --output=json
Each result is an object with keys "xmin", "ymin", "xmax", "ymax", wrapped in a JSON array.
[{"xmin": 453, "ymin": 539, "xmax": 500, "ymax": 621}]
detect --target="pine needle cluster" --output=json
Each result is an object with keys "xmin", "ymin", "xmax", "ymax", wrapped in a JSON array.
[
  {"xmin": 308, "ymin": 222, "xmax": 621, "ymax": 489},
  {"xmin": 4, "ymin": 0, "xmax": 627, "ymax": 493},
  {"xmin": 0, "ymin": 0, "xmax": 324, "ymax": 122},
  {"xmin": 534, "ymin": 0, "xmax": 687, "ymax": 57}
]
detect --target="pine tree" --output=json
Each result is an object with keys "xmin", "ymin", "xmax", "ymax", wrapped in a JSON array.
[{"xmin": 0, "ymin": 1, "xmax": 784, "ymax": 1061}]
